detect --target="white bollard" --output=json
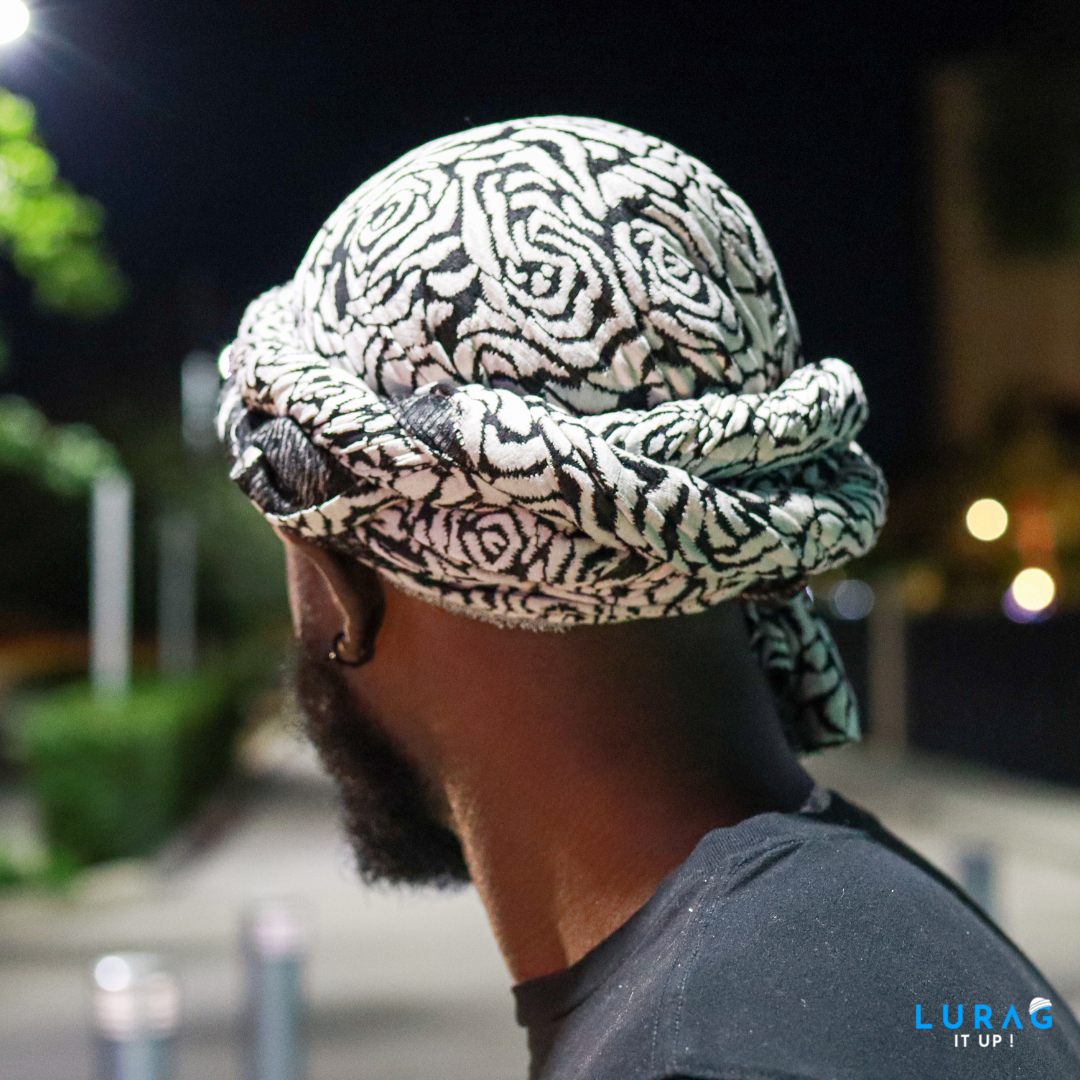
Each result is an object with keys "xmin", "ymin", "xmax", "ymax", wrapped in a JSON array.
[
  {"xmin": 243, "ymin": 900, "xmax": 308, "ymax": 1080},
  {"xmin": 958, "ymin": 847, "xmax": 996, "ymax": 921},
  {"xmin": 91, "ymin": 472, "xmax": 133, "ymax": 697},
  {"xmin": 92, "ymin": 954, "xmax": 179, "ymax": 1080},
  {"xmin": 181, "ymin": 351, "xmax": 221, "ymax": 454},
  {"xmin": 157, "ymin": 510, "xmax": 198, "ymax": 676},
  {"xmin": 867, "ymin": 577, "xmax": 907, "ymax": 749}
]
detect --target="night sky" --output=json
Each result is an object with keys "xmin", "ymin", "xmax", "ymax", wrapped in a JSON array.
[{"xmin": 0, "ymin": 0, "xmax": 1025, "ymax": 469}]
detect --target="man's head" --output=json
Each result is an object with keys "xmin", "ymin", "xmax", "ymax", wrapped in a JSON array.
[{"xmin": 219, "ymin": 117, "xmax": 886, "ymax": 885}]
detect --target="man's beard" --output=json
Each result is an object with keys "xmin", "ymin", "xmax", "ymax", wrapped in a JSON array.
[{"xmin": 291, "ymin": 645, "xmax": 470, "ymax": 887}]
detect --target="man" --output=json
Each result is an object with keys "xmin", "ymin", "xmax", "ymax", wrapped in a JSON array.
[{"xmin": 219, "ymin": 117, "xmax": 1080, "ymax": 1078}]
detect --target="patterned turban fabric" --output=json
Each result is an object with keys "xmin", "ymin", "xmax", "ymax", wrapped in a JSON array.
[{"xmin": 218, "ymin": 116, "xmax": 887, "ymax": 753}]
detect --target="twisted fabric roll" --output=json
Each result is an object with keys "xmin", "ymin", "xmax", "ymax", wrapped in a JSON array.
[{"xmin": 219, "ymin": 116, "xmax": 887, "ymax": 752}]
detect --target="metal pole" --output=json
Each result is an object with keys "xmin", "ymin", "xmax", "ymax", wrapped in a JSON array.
[
  {"xmin": 958, "ymin": 847, "xmax": 996, "ymax": 920},
  {"xmin": 91, "ymin": 472, "xmax": 133, "ymax": 697},
  {"xmin": 166, "ymin": 349, "xmax": 220, "ymax": 674},
  {"xmin": 157, "ymin": 511, "xmax": 198, "ymax": 676},
  {"xmin": 867, "ymin": 577, "xmax": 907, "ymax": 748},
  {"xmin": 92, "ymin": 954, "xmax": 179, "ymax": 1080},
  {"xmin": 243, "ymin": 900, "xmax": 307, "ymax": 1080},
  {"xmin": 181, "ymin": 351, "xmax": 221, "ymax": 454}
]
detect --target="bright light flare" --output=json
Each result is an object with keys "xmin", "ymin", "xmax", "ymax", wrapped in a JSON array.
[
  {"xmin": 1009, "ymin": 567, "xmax": 1056, "ymax": 613},
  {"xmin": 93, "ymin": 955, "xmax": 131, "ymax": 993},
  {"xmin": 966, "ymin": 498, "xmax": 1008, "ymax": 542},
  {"xmin": 0, "ymin": 0, "xmax": 29, "ymax": 44}
]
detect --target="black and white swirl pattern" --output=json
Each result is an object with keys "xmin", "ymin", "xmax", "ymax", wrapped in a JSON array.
[{"xmin": 219, "ymin": 116, "xmax": 888, "ymax": 752}]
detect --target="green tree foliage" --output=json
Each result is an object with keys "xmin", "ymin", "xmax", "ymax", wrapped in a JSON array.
[
  {"xmin": 0, "ymin": 89, "xmax": 126, "ymax": 325},
  {"xmin": 0, "ymin": 395, "xmax": 119, "ymax": 494},
  {"xmin": 0, "ymin": 88, "xmax": 128, "ymax": 490}
]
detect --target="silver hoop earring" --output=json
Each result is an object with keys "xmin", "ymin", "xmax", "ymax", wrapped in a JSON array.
[{"xmin": 328, "ymin": 631, "xmax": 366, "ymax": 667}]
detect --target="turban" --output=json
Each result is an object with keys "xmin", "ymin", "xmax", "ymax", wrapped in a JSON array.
[{"xmin": 218, "ymin": 116, "xmax": 887, "ymax": 753}]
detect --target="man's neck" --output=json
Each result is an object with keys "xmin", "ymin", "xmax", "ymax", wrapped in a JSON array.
[{"xmin": 442, "ymin": 737, "xmax": 757, "ymax": 982}]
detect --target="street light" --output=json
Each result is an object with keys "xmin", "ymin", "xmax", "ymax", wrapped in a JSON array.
[
  {"xmin": 1009, "ymin": 567, "xmax": 1055, "ymax": 613},
  {"xmin": 965, "ymin": 498, "xmax": 1008, "ymax": 542},
  {"xmin": 1003, "ymin": 566, "xmax": 1056, "ymax": 623},
  {"xmin": 0, "ymin": 0, "xmax": 29, "ymax": 44}
]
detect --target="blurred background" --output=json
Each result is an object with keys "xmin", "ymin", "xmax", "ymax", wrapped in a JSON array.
[{"xmin": 3, "ymin": 1, "xmax": 1080, "ymax": 1077}]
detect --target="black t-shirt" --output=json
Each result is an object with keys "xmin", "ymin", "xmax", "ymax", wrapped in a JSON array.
[{"xmin": 514, "ymin": 790, "xmax": 1080, "ymax": 1079}]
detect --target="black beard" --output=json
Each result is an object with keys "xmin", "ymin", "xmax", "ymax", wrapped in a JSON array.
[{"xmin": 291, "ymin": 645, "xmax": 470, "ymax": 887}]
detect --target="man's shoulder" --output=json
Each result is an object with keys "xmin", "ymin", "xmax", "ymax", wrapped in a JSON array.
[
  {"xmin": 662, "ymin": 805, "xmax": 999, "ymax": 1016},
  {"xmin": 646, "ymin": 801, "xmax": 1080, "ymax": 1079},
  {"xmin": 525, "ymin": 800, "xmax": 1080, "ymax": 1079}
]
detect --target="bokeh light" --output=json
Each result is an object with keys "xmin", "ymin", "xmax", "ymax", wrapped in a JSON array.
[
  {"xmin": 966, "ymin": 498, "xmax": 1009, "ymax": 541},
  {"xmin": 1008, "ymin": 567, "xmax": 1056, "ymax": 614},
  {"xmin": 900, "ymin": 563, "xmax": 946, "ymax": 614},
  {"xmin": 830, "ymin": 579, "xmax": 876, "ymax": 620},
  {"xmin": 0, "ymin": 0, "xmax": 29, "ymax": 44},
  {"xmin": 93, "ymin": 955, "xmax": 131, "ymax": 993}
]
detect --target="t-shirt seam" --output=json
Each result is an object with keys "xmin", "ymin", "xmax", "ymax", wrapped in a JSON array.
[
  {"xmin": 672, "ymin": 904, "xmax": 708, "ymax": 1070},
  {"xmin": 721, "ymin": 838, "xmax": 805, "ymax": 880},
  {"xmin": 651, "ymin": 889, "xmax": 709, "ymax": 1076},
  {"xmin": 655, "ymin": 839, "xmax": 807, "ymax": 1077}
]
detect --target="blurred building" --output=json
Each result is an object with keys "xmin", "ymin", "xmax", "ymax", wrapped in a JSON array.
[
  {"xmin": 932, "ymin": 67, "xmax": 1080, "ymax": 448},
  {"xmin": 846, "ymin": 64, "xmax": 1080, "ymax": 783}
]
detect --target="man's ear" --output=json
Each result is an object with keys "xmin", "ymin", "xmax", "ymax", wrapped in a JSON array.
[{"xmin": 276, "ymin": 527, "xmax": 383, "ymax": 666}]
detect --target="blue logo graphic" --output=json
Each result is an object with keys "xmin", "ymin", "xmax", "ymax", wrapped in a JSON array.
[{"xmin": 914, "ymin": 997, "xmax": 1053, "ymax": 1047}]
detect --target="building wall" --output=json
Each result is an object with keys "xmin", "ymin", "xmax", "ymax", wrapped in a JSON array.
[{"xmin": 932, "ymin": 71, "xmax": 1080, "ymax": 447}]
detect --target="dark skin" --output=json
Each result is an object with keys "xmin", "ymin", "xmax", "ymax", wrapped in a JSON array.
[{"xmin": 282, "ymin": 532, "xmax": 814, "ymax": 982}]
